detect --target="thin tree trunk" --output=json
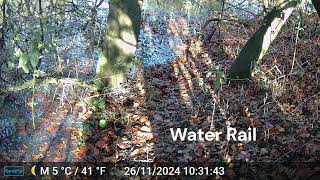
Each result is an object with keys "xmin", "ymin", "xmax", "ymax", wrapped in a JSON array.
[
  {"xmin": 0, "ymin": 0, "xmax": 6, "ymax": 49},
  {"xmin": 39, "ymin": 0, "xmax": 44, "ymax": 43},
  {"xmin": 25, "ymin": 0, "xmax": 32, "ymax": 16},
  {"xmin": 38, "ymin": 0, "xmax": 44, "ymax": 68}
]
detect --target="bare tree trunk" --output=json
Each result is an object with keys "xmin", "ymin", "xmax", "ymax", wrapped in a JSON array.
[
  {"xmin": 312, "ymin": 0, "xmax": 320, "ymax": 17},
  {"xmin": 228, "ymin": 0, "xmax": 298, "ymax": 79}
]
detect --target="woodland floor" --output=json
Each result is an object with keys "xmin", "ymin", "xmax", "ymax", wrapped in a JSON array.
[{"xmin": 0, "ymin": 12, "xmax": 319, "ymax": 179}]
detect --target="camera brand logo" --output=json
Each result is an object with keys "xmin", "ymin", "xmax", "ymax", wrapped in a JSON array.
[{"xmin": 4, "ymin": 166, "xmax": 24, "ymax": 176}]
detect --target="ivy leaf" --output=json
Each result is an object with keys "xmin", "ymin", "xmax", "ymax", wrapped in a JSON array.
[
  {"xmin": 203, "ymin": 84, "xmax": 210, "ymax": 93},
  {"xmin": 206, "ymin": 71, "xmax": 212, "ymax": 78},
  {"xmin": 50, "ymin": 41, "xmax": 57, "ymax": 50},
  {"xmin": 215, "ymin": 65, "xmax": 221, "ymax": 71},
  {"xmin": 15, "ymin": 48, "xmax": 23, "ymax": 57},
  {"xmin": 214, "ymin": 79, "xmax": 221, "ymax": 91},
  {"xmin": 18, "ymin": 53, "xmax": 30, "ymax": 74},
  {"xmin": 197, "ymin": 78, "xmax": 204, "ymax": 87},
  {"xmin": 108, "ymin": 112, "xmax": 115, "ymax": 117},
  {"xmin": 14, "ymin": 35, "xmax": 21, "ymax": 42},
  {"xmin": 31, "ymin": 37, "xmax": 40, "ymax": 50},
  {"xmin": 216, "ymin": 71, "xmax": 225, "ymax": 78},
  {"xmin": 34, "ymin": 69, "xmax": 45, "ymax": 78},
  {"xmin": 7, "ymin": 61, "xmax": 16, "ymax": 70},
  {"xmin": 99, "ymin": 118, "xmax": 107, "ymax": 128},
  {"xmin": 38, "ymin": 42, "xmax": 45, "ymax": 49},
  {"xmin": 97, "ymin": 100, "xmax": 105, "ymax": 109},
  {"xmin": 92, "ymin": 105, "xmax": 98, "ymax": 112},
  {"xmin": 118, "ymin": 117, "xmax": 125, "ymax": 125},
  {"xmin": 30, "ymin": 49, "xmax": 40, "ymax": 69},
  {"xmin": 214, "ymin": 71, "xmax": 225, "ymax": 90}
]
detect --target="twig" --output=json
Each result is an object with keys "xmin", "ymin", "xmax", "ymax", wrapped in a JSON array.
[
  {"xmin": 210, "ymin": 100, "xmax": 216, "ymax": 130},
  {"xmin": 225, "ymin": 77, "xmax": 251, "ymax": 82},
  {"xmin": 218, "ymin": 0, "xmax": 225, "ymax": 38},
  {"xmin": 202, "ymin": 17, "xmax": 253, "ymax": 30},
  {"xmin": 31, "ymin": 76, "xmax": 36, "ymax": 129},
  {"xmin": 263, "ymin": 92, "xmax": 268, "ymax": 114},
  {"xmin": 224, "ymin": 1, "xmax": 259, "ymax": 16},
  {"xmin": 290, "ymin": 19, "xmax": 301, "ymax": 74},
  {"xmin": 240, "ymin": 84, "xmax": 244, "ymax": 106},
  {"xmin": 291, "ymin": 92, "xmax": 320, "ymax": 114},
  {"xmin": 274, "ymin": 139, "xmax": 314, "ymax": 162}
]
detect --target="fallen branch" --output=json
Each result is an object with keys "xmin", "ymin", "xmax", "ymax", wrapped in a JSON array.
[
  {"xmin": 290, "ymin": 91, "xmax": 320, "ymax": 115},
  {"xmin": 0, "ymin": 77, "xmax": 97, "ymax": 93},
  {"xmin": 202, "ymin": 16, "xmax": 256, "ymax": 30}
]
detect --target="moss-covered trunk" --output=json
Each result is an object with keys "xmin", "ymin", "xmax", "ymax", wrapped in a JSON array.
[
  {"xmin": 228, "ymin": 0, "xmax": 298, "ymax": 79},
  {"xmin": 95, "ymin": 0, "xmax": 142, "ymax": 90}
]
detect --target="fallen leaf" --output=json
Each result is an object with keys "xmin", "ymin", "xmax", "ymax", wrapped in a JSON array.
[
  {"xmin": 140, "ymin": 126, "xmax": 151, "ymax": 132},
  {"xmin": 47, "ymin": 125, "xmax": 57, "ymax": 133},
  {"xmin": 139, "ymin": 116, "xmax": 148, "ymax": 123},
  {"xmin": 78, "ymin": 146, "xmax": 88, "ymax": 156},
  {"xmin": 223, "ymin": 154, "xmax": 232, "ymax": 163},
  {"xmin": 103, "ymin": 156, "xmax": 117, "ymax": 162},
  {"xmin": 131, "ymin": 148, "xmax": 143, "ymax": 156},
  {"xmin": 33, "ymin": 154, "xmax": 42, "ymax": 160},
  {"xmin": 56, "ymin": 142, "xmax": 67, "ymax": 149},
  {"xmin": 105, "ymin": 144, "xmax": 115, "ymax": 154},
  {"xmin": 95, "ymin": 141, "xmax": 106, "ymax": 148},
  {"xmin": 117, "ymin": 141, "xmax": 131, "ymax": 149},
  {"xmin": 93, "ymin": 148, "xmax": 100, "ymax": 157},
  {"xmin": 137, "ymin": 131, "xmax": 153, "ymax": 140}
]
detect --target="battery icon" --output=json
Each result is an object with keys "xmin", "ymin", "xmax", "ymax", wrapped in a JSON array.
[{"xmin": 4, "ymin": 166, "xmax": 24, "ymax": 176}]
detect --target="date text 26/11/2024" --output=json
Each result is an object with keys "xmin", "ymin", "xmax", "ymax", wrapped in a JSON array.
[{"xmin": 170, "ymin": 127, "xmax": 257, "ymax": 142}]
